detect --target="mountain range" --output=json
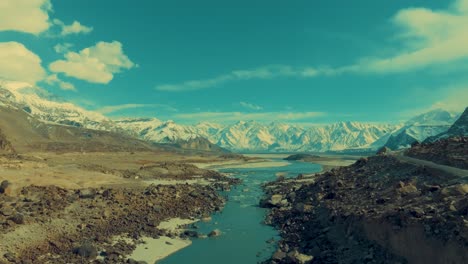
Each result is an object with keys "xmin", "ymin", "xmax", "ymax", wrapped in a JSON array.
[{"xmin": 0, "ymin": 82, "xmax": 464, "ymax": 153}]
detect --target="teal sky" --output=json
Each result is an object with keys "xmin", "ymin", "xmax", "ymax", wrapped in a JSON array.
[{"xmin": 0, "ymin": 0, "xmax": 467, "ymax": 124}]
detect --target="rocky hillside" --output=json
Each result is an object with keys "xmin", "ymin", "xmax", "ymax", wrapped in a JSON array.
[
  {"xmin": 260, "ymin": 140, "xmax": 468, "ymax": 263},
  {"xmin": 407, "ymin": 137, "xmax": 468, "ymax": 169},
  {"xmin": 0, "ymin": 105, "xmax": 156, "ymax": 153}
]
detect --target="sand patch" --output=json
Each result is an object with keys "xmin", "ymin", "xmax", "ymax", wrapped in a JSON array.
[
  {"xmin": 157, "ymin": 218, "xmax": 198, "ymax": 232},
  {"xmin": 130, "ymin": 236, "xmax": 192, "ymax": 263}
]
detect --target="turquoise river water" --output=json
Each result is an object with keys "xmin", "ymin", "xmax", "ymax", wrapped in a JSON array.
[{"xmin": 159, "ymin": 159, "xmax": 321, "ymax": 264}]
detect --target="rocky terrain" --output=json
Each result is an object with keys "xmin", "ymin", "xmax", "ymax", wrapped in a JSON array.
[
  {"xmin": 407, "ymin": 137, "xmax": 468, "ymax": 170},
  {"xmin": 0, "ymin": 95, "xmax": 243, "ymax": 263},
  {"xmin": 0, "ymin": 150, "xmax": 241, "ymax": 263},
  {"xmin": 260, "ymin": 138, "xmax": 468, "ymax": 264}
]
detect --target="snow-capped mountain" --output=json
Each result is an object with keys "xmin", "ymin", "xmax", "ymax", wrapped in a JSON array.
[
  {"xmin": 425, "ymin": 107, "xmax": 468, "ymax": 142},
  {"xmin": 0, "ymin": 81, "xmax": 461, "ymax": 153},
  {"xmin": 384, "ymin": 109, "xmax": 460, "ymax": 150},
  {"xmin": 0, "ymin": 82, "xmax": 116, "ymax": 131},
  {"xmin": 189, "ymin": 120, "xmax": 398, "ymax": 152},
  {"xmin": 115, "ymin": 118, "xmax": 199, "ymax": 143}
]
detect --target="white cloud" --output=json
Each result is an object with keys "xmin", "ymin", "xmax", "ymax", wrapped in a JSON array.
[
  {"xmin": 0, "ymin": 0, "xmax": 51, "ymax": 35},
  {"xmin": 97, "ymin": 104, "xmax": 178, "ymax": 114},
  {"xmin": 155, "ymin": 65, "xmax": 327, "ymax": 92},
  {"xmin": 0, "ymin": 42, "xmax": 46, "ymax": 84},
  {"xmin": 44, "ymin": 74, "xmax": 76, "ymax": 91},
  {"xmin": 174, "ymin": 111, "xmax": 325, "ymax": 123},
  {"xmin": 155, "ymin": 0, "xmax": 468, "ymax": 92},
  {"xmin": 49, "ymin": 41, "xmax": 135, "ymax": 84},
  {"xmin": 240, "ymin": 102, "xmax": 263, "ymax": 111},
  {"xmin": 54, "ymin": 43, "xmax": 74, "ymax": 54},
  {"xmin": 355, "ymin": 0, "xmax": 468, "ymax": 73},
  {"xmin": 53, "ymin": 19, "xmax": 93, "ymax": 36}
]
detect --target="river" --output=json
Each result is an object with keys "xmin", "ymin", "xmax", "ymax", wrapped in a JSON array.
[{"xmin": 159, "ymin": 159, "xmax": 321, "ymax": 264}]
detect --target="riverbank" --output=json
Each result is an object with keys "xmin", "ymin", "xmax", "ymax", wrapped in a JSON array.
[
  {"xmin": 260, "ymin": 145, "xmax": 468, "ymax": 263},
  {"xmin": 0, "ymin": 151, "xmax": 241, "ymax": 263}
]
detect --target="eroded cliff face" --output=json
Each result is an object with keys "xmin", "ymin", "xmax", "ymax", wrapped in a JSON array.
[{"xmin": 260, "ymin": 138, "xmax": 468, "ymax": 264}]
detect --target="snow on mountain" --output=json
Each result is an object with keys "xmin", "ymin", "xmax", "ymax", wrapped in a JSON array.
[
  {"xmin": 0, "ymin": 81, "xmax": 460, "ymax": 153},
  {"xmin": 115, "ymin": 119, "xmax": 199, "ymax": 143},
  {"xmin": 0, "ymin": 81, "xmax": 115, "ymax": 131},
  {"xmin": 424, "ymin": 107, "xmax": 468, "ymax": 142},
  {"xmin": 385, "ymin": 109, "xmax": 460, "ymax": 150},
  {"xmin": 187, "ymin": 120, "xmax": 398, "ymax": 152}
]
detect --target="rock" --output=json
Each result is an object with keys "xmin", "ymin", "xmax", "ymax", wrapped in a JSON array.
[
  {"xmin": 441, "ymin": 184, "xmax": 468, "ymax": 197},
  {"xmin": 78, "ymin": 189, "xmax": 96, "ymax": 199},
  {"xmin": 208, "ymin": 229, "xmax": 221, "ymax": 237},
  {"xmin": 272, "ymin": 250, "xmax": 287, "ymax": 260},
  {"xmin": 287, "ymin": 250, "xmax": 314, "ymax": 264},
  {"xmin": 377, "ymin": 146, "xmax": 391, "ymax": 155},
  {"xmin": 270, "ymin": 194, "xmax": 284, "ymax": 206},
  {"xmin": 183, "ymin": 230, "xmax": 199, "ymax": 238},
  {"xmin": 3, "ymin": 252, "xmax": 16, "ymax": 262},
  {"xmin": 72, "ymin": 243, "xmax": 98, "ymax": 258},
  {"xmin": 0, "ymin": 207, "xmax": 14, "ymax": 217},
  {"xmin": 127, "ymin": 259, "xmax": 148, "ymax": 264},
  {"xmin": 0, "ymin": 180, "xmax": 12, "ymax": 195},
  {"xmin": 397, "ymin": 183, "xmax": 420, "ymax": 196},
  {"xmin": 0, "ymin": 180, "xmax": 9, "ymax": 189},
  {"xmin": 410, "ymin": 208, "xmax": 425, "ymax": 218},
  {"xmin": 9, "ymin": 213, "xmax": 25, "ymax": 224},
  {"xmin": 201, "ymin": 216, "xmax": 212, "ymax": 222}
]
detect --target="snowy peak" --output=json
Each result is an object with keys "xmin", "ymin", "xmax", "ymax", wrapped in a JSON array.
[
  {"xmin": 385, "ymin": 109, "xmax": 461, "ymax": 149},
  {"xmin": 406, "ymin": 109, "xmax": 459, "ymax": 126},
  {"xmin": 0, "ymin": 82, "xmax": 112, "ymax": 131}
]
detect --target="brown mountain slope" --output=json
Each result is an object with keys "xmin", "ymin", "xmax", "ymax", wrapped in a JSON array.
[{"xmin": 0, "ymin": 106, "xmax": 158, "ymax": 153}]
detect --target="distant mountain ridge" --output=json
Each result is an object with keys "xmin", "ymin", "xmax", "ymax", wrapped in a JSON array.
[{"xmin": 0, "ymin": 82, "xmax": 463, "ymax": 153}]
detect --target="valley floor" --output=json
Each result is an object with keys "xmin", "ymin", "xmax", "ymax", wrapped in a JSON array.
[{"xmin": 0, "ymin": 151, "xmax": 241, "ymax": 263}]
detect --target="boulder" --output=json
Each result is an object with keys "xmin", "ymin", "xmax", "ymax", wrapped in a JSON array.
[
  {"xmin": 272, "ymin": 250, "xmax": 287, "ymax": 260},
  {"xmin": 270, "ymin": 194, "xmax": 284, "ymax": 206},
  {"xmin": 183, "ymin": 230, "xmax": 199, "ymax": 238},
  {"xmin": 287, "ymin": 250, "xmax": 314, "ymax": 264},
  {"xmin": 78, "ymin": 189, "xmax": 96, "ymax": 199},
  {"xmin": 208, "ymin": 229, "xmax": 221, "ymax": 237},
  {"xmin": 0, "ymin": 180, "xmax": 12, "ymax": 195},
  {"xmin": 9, "ymin": 213, "xmax": 25, "ymax": 224},
  {"xmin": 376, "ymin": 147, "xmax": 391, "ymax": 155},
  {"xmin": 72, "ymin": 243, "xmax": 98, "ymax": 258}
]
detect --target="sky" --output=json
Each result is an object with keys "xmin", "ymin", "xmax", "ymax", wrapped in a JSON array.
[{"xmin": 0, "ymin": 0, "xmax": 467, "ymax": 125}]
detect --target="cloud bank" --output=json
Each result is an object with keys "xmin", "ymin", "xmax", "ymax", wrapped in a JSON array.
[{"xmin": 49, "ymin": 41, "xmax": 135, "ymax": 84}]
